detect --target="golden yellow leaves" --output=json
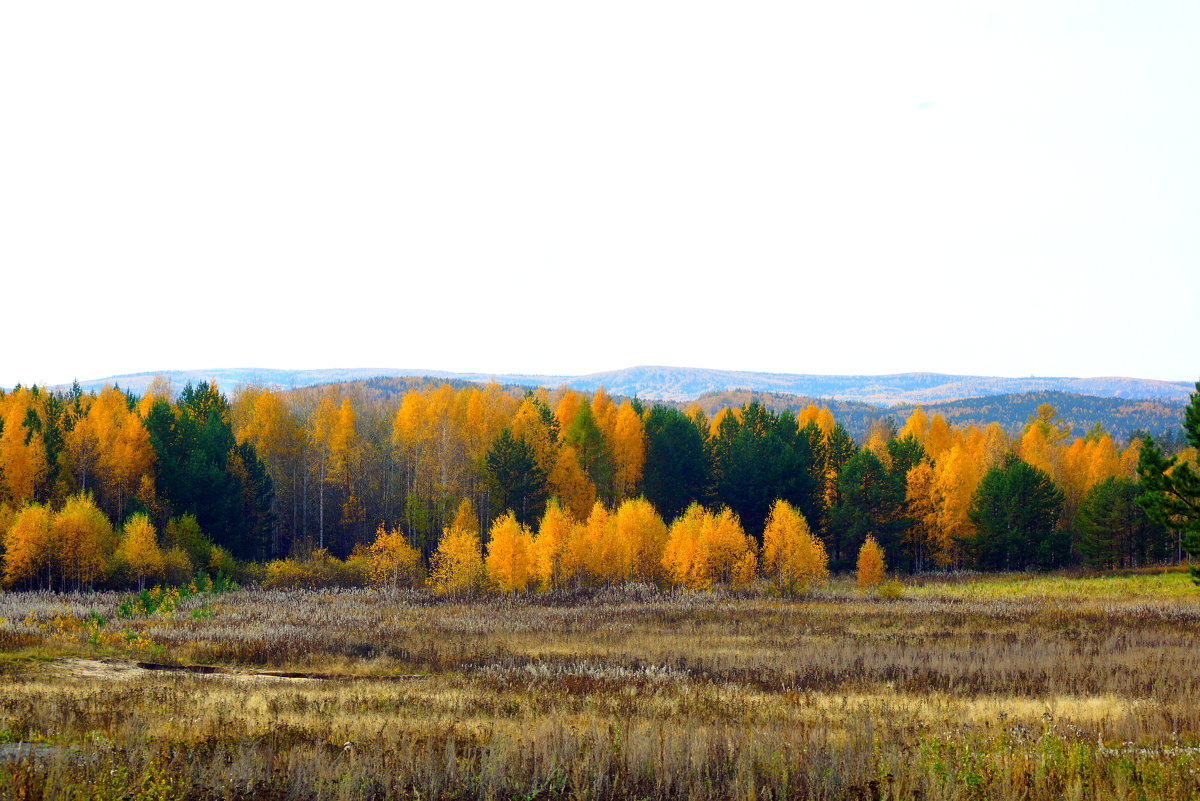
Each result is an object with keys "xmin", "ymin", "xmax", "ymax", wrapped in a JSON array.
[
  {"xmin": 367, "ymin": 524, "xmax": 422, "ymax": 594},
  {"xmin": 662, "ymin": 504, "xmax": 757, "ymax": 591},
  {"xmin": 761, "ymin": 499, "xmax": 828, "ymax": 594},
  {"xmin": 855, "ymin": 534, "xmax": 886, "ymax": 589},
  {"xmin": 115, "ymin": 513, "xmax": 166, "ymax": 590}
]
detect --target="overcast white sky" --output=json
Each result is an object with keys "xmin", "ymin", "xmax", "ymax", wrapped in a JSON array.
[{"xmin": 2, "ymin": 1, "xmax": 1197, "ymax": 388}]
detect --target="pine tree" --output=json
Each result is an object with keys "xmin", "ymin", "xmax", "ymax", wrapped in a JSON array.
[
  {"xmin": 1137, "ymin": 380, "xmax": 1200, "ymax": 582},
  {"xmin": 145, "ymin": 382, "xmax": 271, "ymax": 559},
  {"xmin": 711, "ymin": 403, "xmax": 820, "ymax": 540},
  {"xmin": 826, "ymin": 449, "xmax": 906, "ymax": 571},
  {"xmin": 966, "ymin": 455, "xmax": 1065, "ymax": 570},
  {"xmin": 1078, "ymin": 477, "xmax": 1169, "ymax": 569},
  {"xmin": 641, "ymin": 405, "xmax": 710, "ymax": 521}
]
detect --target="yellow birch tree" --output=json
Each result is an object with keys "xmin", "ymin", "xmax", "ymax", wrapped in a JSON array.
[
  {"xmin": 2, "ymin": 503, "xmax": 53, "ymax": 588},
  {"xmin": 367, "ymin": 524, "xmax": 422, "ymax": 595},
  {"xmin": 856, "ymin": 534, "xmax": 886, "ymax": 589},
  {"xmin": 116, "ymin": 513, "xmax": 165, "ymax": 590},
  {"xmin": 51, "ymin": 493, "xmax": 114, "ymax": 591},
  {"xmin": 485, "ymin": 511, "xmax": 534, "ymax": 592},
  {"xmin": 612, "ymin": 497, "xmax": 668, "ymax": 584},
  {"xmin": 428, "ymin": 521, "xmax": 485, "ymax": 596},
  {"xmin": 531, "ymin": 498, "xmax": 573, "ymax": 590},
  {"xmin": 761, "ymin": 499, "xmax": 827, "ymax": 594}
]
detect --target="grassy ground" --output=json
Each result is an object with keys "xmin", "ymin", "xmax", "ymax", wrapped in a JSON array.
[
  {"xmin": 1, "ymin": 573, "xmax": 1199, "ymax": 800},
  {"xmin": 902, "ymin": 567, "xmax": 1198, "ymax": 601}
]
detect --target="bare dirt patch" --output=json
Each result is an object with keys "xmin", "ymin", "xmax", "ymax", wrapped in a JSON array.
[{"xmin": 52, "ymin": 658, "xmax": 158, "ymax": 682}]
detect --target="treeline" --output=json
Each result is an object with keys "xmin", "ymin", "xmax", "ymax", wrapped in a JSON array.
[
  {"xmin": 271, "ymin": 496, "xmax": 830, "ymax": 597},
  {"xmin": 0, "ymin": 378, "xmax": 1193, "ymax": 592},
  {"xmin": 0, "ymin": 381, "xmax": 268, "ymax": 590}
]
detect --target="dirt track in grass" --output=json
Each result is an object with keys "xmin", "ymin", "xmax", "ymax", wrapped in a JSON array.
[{"xmin": 50, "ymin": 657, "xmax": 427, "ymax": 683}]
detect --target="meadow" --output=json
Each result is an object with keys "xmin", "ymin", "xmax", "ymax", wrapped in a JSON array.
[{"xmin": 1, "ymin": 572, "xmax": 1199, "ymax": 800}]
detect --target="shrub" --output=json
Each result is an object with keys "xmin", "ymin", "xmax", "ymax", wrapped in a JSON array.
[
  {"xmin": 877, "ymin": 578, "xmax": 904, "ymax": 600},
  {"xmin": 163, "ymin": 547, "xmax": 195, "ymax": 586},
  {"xmin": 262, "ymin": 549, "xmax": 368, "ymax": 590},
  {"xmin": 207, "ymin": 545, "xmax": 239, "ymax": 581}
]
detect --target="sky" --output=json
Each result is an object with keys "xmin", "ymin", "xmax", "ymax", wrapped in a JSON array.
[{"xmin": 2, "ymin": 1, "xmax": 1198, "ymax": 388}]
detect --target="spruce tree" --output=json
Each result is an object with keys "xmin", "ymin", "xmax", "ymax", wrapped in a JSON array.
[
  {"xmin": 826, "ymin": 449, "xmax": 907, "ymax": 571},
  {"xmin": 641, "ymin": 405, "xmax": 710, "ymax": 521},
  {"xmin": 1078, "ymin": 477, "xmax": 1169, "ymax": 569},
  {"xmin": 484, "ymin": 429, "xmax": 548, "ymax": 527}
]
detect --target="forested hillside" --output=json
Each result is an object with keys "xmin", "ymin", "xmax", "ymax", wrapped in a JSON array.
[
  {"xmin": 890, "ymin": 392, "xmax": 1187, "ymax": 444},
  {"xmin": 691, "ymin": 389, "xmax": 1186, "ymax": 443},
  {"xmin": 2, "ymin": 376, "xmax": 1194, "ymax": 594},
  {"xmin": 271, "ymin": 376, "xmax": 1188, "ymax": 443}
]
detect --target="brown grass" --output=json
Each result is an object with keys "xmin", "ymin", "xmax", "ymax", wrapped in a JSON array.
[{"xmin": 1, "ymin": 578, "xmax": 1199, "ymax": 799}]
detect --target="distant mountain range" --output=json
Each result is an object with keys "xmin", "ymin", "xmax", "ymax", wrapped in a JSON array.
[{"xmin": 53, "ymin": 365, "xmax": 1194, "ymax": 406}]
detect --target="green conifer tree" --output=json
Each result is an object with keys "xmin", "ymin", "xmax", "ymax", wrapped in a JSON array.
[{"xmin": 1137, "ymin": 380, "xmax": 1200, "ymax": 583}]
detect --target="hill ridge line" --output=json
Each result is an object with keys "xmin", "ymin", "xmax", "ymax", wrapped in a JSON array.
[{"xmin": 40, "ymin": 365, "xmax": 1193, "ymax": 406}]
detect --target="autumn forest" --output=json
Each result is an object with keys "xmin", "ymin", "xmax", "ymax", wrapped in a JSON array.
[{"xmin": 0, "ymin": 376, "xmax": 1192, "ymax": 593}]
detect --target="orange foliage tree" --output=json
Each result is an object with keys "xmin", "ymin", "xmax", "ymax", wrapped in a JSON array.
[
  {"xmin": 428, "ymin": 520, "xmax": 485, "ymax": 596},
  {"xmin": 484, "ymin": 511, "xmax": 535, "ymax": 592},
  {"xmin": 612, "ymin": 497, "xmax": 668, "ymax": 584},
  {"xmin": 0, "ymin": 389, "xmax": 49, "ymax": 505},
  {"xmin": 65, "ymin": 387, "xmax": 154, "ymax": 522},
  {"xmin": 662, "ymin": 504, "xmax": 757, "ymax": 590},
  {"xmin": 530, "ymin": 499, "xmax": 574, "ymax": 590},
  {"xmin": 608, "ymin": 405, "xmax": 646, "ymax": 502},
  {"xmin": 856, "ymin": 534, "xmax": 886, "ymax": 589},
  {"xmin": 761, "ymin": 499, "xmax": 827, "ymax": 594},
  {"xmin": 2, "ymin": 503, "xmax": 53, "ymax": 588},
  {"xmin": 51, "ymin": 493, "xmax": 115, "ymax": 591}
]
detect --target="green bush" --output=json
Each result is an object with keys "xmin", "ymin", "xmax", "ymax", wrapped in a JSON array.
[{"xmin": 877, "ymin": 578, "xmax": 904, "ymax": 601}]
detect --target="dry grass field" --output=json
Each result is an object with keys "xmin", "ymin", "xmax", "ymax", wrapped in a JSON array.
[{"xmin": 2, "ymin": 573, "xmax": 1199, "ymax": 800}]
